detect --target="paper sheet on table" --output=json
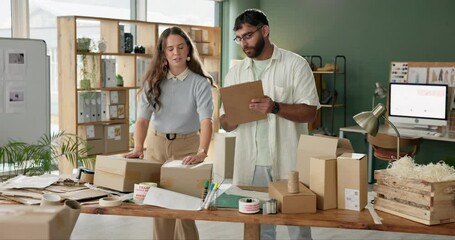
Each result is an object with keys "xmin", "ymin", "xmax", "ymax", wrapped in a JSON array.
[
  {"xmin": 224, "ymin": 185, "xmax": 270, "ymax": 202},
  {"xmin": 0, "ymin": 174, "xmax": 59, "ymax": 189},
  {"xmin": 143, "ymin": 187, "xmax": 203, "ymax": 211},
  {"xmin": 163, "ymin": 160, "xmax": 212, "ymax": 169}
]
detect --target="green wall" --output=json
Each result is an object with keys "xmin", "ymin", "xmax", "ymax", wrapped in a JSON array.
[{"xmin": 222, "ymin": 0, "xmax": 455, "ymax": 168}]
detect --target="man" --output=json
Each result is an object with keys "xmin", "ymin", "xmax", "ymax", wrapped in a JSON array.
[{"xmin": 220, "ymin": 9, "xmax": 320, "ymax": 240}]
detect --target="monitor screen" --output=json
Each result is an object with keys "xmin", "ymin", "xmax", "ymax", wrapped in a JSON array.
[{"xmin": 388, "ymin": 83, "xmax": 448, "ymax": 127}]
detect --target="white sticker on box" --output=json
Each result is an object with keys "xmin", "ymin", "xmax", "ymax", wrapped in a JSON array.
[
  {"xmin": 107, "ymin": 125, "xmax": 121, "ymax": 140},
  {"xmin": 344, "ymin": 188, "xmax": 360, "ymax": 211},
  {"xmin": 86, "ymin": 125, "xmax": 95, "ymax": 138}
]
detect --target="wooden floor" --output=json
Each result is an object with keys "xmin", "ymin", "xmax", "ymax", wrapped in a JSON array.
[{"xmin": 71, "ymin": 214, "xmax": 455, "ymax": 240}]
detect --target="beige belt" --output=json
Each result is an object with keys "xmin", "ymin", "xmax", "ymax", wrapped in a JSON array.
[{"xmin": 153, "ymin": 130, "xmax": 198, "ymax": 140}]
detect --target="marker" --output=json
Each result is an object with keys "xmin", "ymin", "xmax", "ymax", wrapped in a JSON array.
[
  {"xmin": 204, "ymin": 182, "xmax": 218, "ymax": 210},
  {"xmin": 201, "ymin": 180, "xmax": 209, "ymax": 200}
]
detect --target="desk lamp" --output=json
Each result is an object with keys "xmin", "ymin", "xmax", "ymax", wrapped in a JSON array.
[
  {"xmin": 353, "ymin": 103, "xmax": 401, "ymax": 159},
  {"xmin": 372, "ymin": 82, "xmax": 387, "ymax": 109}
]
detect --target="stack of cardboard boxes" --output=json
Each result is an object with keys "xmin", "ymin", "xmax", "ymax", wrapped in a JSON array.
[
  {"xmin": 268, "ymin": 135, "xmax": 368, "ymax": 213},
  {"xmin": 93, "ymin": 155, "xmax": 212, "ymax": 197}
]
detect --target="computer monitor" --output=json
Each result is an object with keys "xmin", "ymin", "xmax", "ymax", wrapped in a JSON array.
[{"xmin": 388, "ymin": 83, "xmax": 448, "ymax": 128}]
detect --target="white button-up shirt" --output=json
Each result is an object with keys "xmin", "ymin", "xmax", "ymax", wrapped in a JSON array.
[{"xmin": 221, "ymin": 45, "xmax": 320, "ymax": 185}]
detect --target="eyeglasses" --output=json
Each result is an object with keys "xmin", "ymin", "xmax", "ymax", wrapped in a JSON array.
[{"xmin": 233, "ymin": 25, "xmax": 264, "ymax": 44}]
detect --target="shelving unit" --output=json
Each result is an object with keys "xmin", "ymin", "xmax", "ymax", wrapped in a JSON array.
[
  {"xmin": 57, "ymin": 16, "xmax": 221, "ymax": 161},
  {"xmin": 305, "ymin": 55, "xmax": 347, "ymax": 136}
]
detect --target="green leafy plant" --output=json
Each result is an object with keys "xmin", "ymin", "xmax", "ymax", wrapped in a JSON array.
[{"xmin": 0, "ymin": 131, "xmax": 94, "ymax": 179}]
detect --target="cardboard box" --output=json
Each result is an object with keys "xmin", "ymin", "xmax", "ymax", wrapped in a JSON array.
[
  {"xmin": 87, "ymin": 139, "xmax": 105, "ymax": 155},
  {"xmin": 190, "ymin": 28, "xmax": 202, "ymax": 42},
  {"xmin": 104, "ymin": 123, "xmax": 129, "ymax": 153},
  {"xmin": 0, "ymin": 205, "xmax": 73, "ymax": 240},
  {"xmin": 94, "ymin": 154, "xmax": 162, "ymax": 192},
  {"xmin": 110, "ymin": 90, "xmax": 126, "ymax": 104},
  {"xmin": 268, "ymin": 181, "xmax": 316, "ymax": 214},
  {"xmin": 213, "ymin": 132, "xmax": 236, "ymax": 182},
  {"xmin": 297, "ymin": 135, "xmax": 353, "ymax": 186},
  {"xmin": 160, "ymin": 160, "xmax": 212, "ymax": 197},
  {"xmin": 337, "ymin": 153, "xmax": 368, "ymax": 211},
  {"xmin": 195, "ymin": 42, "xmax": 213, "ymax": 55},
  {"xmin": 309, "ymin": 156, "xmax": 337, "ymax": 210},
  {"xmin": 79, "ymin": 124, "xmax": 103, "ymax": 140}
]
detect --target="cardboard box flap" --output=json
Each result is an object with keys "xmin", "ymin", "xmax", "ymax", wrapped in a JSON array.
[
  {"xmin": 297, "ymin": 135, "xmax": 353, "ymax": 186},
  {"xmin": 338, "ymin": 153, "xmax": 365, "ymax": 160},
  {"xmin": 337, "ymin": 138, "xmax": 354, "ymax": 154},
  {"xmin": 299, "ymin": 135, "xmax": 339, "ymax": 157}
]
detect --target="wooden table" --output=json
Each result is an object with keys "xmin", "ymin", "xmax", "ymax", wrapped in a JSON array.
[{"xmin": 81, "ymin": 203, "xmax": 455, "ymax": 239}]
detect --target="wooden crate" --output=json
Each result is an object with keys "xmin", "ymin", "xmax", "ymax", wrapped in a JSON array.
[{"xmin": 374, "ymin": 170, "xmax": 455, "ymax": 225}]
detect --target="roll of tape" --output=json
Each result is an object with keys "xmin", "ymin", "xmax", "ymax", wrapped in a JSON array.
[
  {"xmin": 262, "ymin": 199, "xmax": 277, "ymax": 215},
  {"xmin": 99, "ymin": 196, "xmax": 122, "ymax": 207},
  {"xmin": 238, "ymin": 198, "xmax": 260, "ymax": 214},
  {"xmin": 288, "ymin": 171, "xmax": 300, "ymax": 194},
  {"xmin": 133, "ymin": 182, "xmax": 158, "ymax": 204}
]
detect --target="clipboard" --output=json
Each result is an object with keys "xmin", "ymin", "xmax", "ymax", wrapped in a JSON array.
[{"xmin": 220, "ymin": 80, "xmax": 267, "ymax": 125}]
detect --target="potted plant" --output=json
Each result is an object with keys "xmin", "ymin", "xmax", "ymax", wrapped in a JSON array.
[
  {"xmin": 77, "ymin": 37, "xmax": 97, "ymax": 91},
  {"xmin": 116, "ymin": 74, "xmax": 124, "ymax": 87},
  {"xmin": 0, "ymin": 131, "xmax": 93, "ymax": 180}
]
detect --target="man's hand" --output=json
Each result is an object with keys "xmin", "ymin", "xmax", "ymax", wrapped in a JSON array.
[{"xmin": 249, "ymin": 96, "xmax": 274, "ymax": 114}]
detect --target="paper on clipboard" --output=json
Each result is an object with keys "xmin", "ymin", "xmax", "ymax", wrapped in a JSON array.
[{"xmin": 220, "ymin": 80, "xmax": 266, "ymax": 125}]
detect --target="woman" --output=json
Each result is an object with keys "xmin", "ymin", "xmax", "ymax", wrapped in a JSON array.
[{"xmin": 124, "ymin": 26, "xmax": 215, "ymax": 240}]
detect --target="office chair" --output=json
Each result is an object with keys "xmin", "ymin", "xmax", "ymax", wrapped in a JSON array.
[{"xmin": 367, "ymin": 132, "xmax": 423, "ymax": 161}]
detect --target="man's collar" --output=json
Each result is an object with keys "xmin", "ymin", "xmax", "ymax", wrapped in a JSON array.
[
  {"xmin": 167, "ymin": 68, "xmax": 190, "ymax": 81},
  {"xmin": 243, "ymin": 44, "xmax": 279, "ymax": 70}
]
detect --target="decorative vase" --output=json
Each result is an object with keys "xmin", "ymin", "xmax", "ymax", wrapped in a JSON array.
[{"xmin": 98, "ymin": 39, "xmax": 107, "ymax": 53}]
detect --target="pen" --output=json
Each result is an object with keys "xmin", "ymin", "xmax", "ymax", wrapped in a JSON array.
[
  {"xmin": 201, "ymin": 180, "xmax": 209, "ymax": 201},
  {"xmin": 204, "ymin": 182, "xmax": 218, "ymax": 210},
  {"xmin": 202, "ymin": 183, "xmax": 215, "ymax": 208}
]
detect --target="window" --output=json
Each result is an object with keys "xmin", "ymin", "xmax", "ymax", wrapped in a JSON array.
[
  {"xmin": 29, "ymin": 0, "xmax": 130, "ymax": 133},
  {"xmin": 147, "ymin": 0, "xmax": 215, "ymax": 26},
  {"xmin": 0, "ymin": 0, "xmax": 11, "ymax": 37}
]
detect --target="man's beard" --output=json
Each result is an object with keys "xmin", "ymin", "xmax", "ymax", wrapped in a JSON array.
[{"xmin": 243, "ymin": 36, "xmax": 265, "ymax": 58}]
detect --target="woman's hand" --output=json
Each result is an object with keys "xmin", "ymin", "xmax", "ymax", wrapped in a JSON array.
[
  {"xmin": 124, "ymin": 149, "xmax": 144, "ymax": 159},
  {"xmin": 182, "ymin": 152, "xmax": 207, "ymax": 165}
]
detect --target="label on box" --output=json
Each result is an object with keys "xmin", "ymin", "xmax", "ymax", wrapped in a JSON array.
[
  {"xmin": 107, "ymin": 125, "xmax": 121, "ymax": 140},
  {"xmin": 86, "ymin": 125, "xmax": 95, "ymax": 138},
  {"xmin": 344, "ymin": 188, "xmax": 360, "ymax": 211}
]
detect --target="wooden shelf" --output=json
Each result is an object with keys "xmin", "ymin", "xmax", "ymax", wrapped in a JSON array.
[{"xmin": 58, "ymin": 16, "xmax": 221, "ymax": 160}]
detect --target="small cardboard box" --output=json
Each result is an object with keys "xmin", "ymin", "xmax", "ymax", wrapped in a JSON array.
[
  {"xmin": 87, "ymin": 139, "xmax": 105, "ymax": 155},
  {"xmin": 195, "ymin": 42, "xmax": 213, "ymax": 55},
  {"xmin": 297, "ymin": 135, "xmax": 353, "ymax": 186},
  {"xmin": 309, "ymin": 156, "xmax": 337, "ymax": 210},
  {"xmin": 79, "ymin": 124, "xmax": 103, "ymax": 140},
  {"xmin": 160, "ymin": 160, "xmax": 212, "ymax": 197},
  {"xmin": 110, "ymin": 90, "xmax": 126, "ymax": 104},
  {"xmin": 0, "ymin": 205, "xmax": 72, "ymax": 240},
  {"xmin": 213, "ymin": 132, "xmax": 236, "ymax": 182},
  {"xmin": 268, "ymin": 181, "xmax": 316, "ymax": 214},
  {"xmin": 104, "ymin": 123, "xmax": 129, "ymax": 153},
  {"xmin": 190, "ymin": 28, "xmax": 203, "ymax": 42},
  {"xmin": 337, "ymin": 153, "xmax": 368, "ymax": 211},
  {"xmin": 94, "ymin": 154, "xmax": 162, "ymax": 192}
]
